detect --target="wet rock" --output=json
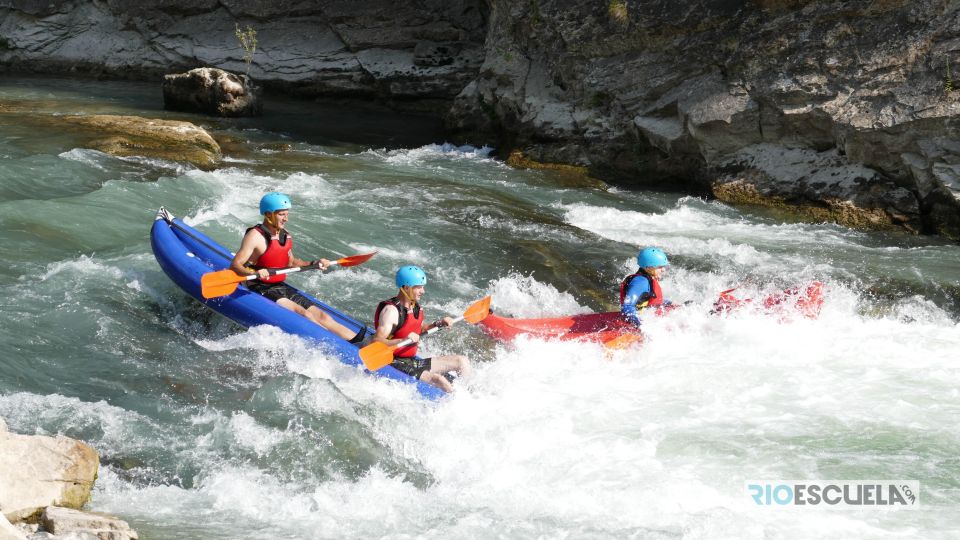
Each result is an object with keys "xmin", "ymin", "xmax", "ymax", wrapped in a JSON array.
[
  {"xmin": 163, "ymin": 67, "xmax": 262, "ymax": 117},
  {"xmin": 60, "ymin": 115, "xmax": 221, "ymax": 170},
  {"xmin": 0, "ymin": 423, "xmax": 99, "ymax": 523},
  {"xmin": 41, "ymin": 507, "xmax": 137, "ymax": 540},
  {"xmin": 711, "ymin": 144, "xmax": 921, "ymax": 232}
]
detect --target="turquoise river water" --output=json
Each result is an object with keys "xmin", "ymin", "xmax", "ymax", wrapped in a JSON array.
[{"xmin": 1, "ymin": 76, "xmax": 959, "ymax": 539}]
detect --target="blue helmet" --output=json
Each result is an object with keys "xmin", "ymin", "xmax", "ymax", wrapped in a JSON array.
[
  {"xmin": 396, "ymin": 265, "xmax": 427, "ymax": 288},
  {"xmin": 260, "ymin": 192, "xmax": 292, "ymax": 215},
  {"xmin": 637, "ymin": 247, "xmax": 669, "ymax": 268}
]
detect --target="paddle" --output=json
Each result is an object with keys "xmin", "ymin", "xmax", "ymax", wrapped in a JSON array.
[
  {"xmin": 359, "ymin": 296, "xmax": 491, "ymax": 371},
  {"xmin": 200, "ymin": 251, "xmax": 377, "ymax": 299}
]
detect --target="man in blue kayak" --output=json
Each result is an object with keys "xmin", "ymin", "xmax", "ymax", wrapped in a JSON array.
[
  {"xmin": 372, "ymin": 265, "xmax": 471, "ymax": 391},
  {"xmin": 229, "ymin": 192, "xmax": 365, "ymax": 343},
  {"xmin": 620, "ymin": 247, "xmax": 673, "ymax": 327}
]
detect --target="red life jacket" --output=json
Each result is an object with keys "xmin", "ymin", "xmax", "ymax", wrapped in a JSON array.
[
  {"xmin": 247, "ymin": 224, "xmax": 291, "ymax": 284},
  {"xmin": 374, "ymin": 297, "xmax": 424, "ymax": 358},
  {"xmin": 619, "ymin": 269, "xmax": 664, "ymax": 308}
]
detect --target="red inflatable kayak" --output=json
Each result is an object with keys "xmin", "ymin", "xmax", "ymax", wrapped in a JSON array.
[{"xmin": 479, "ymin": 282, "xmax": 824, "ymax": 345}]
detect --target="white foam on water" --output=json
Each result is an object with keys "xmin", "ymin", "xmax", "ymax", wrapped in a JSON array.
[
  {"xmin": 181, "ymin": 169, "xmax": 338, "ymax": 229},
  {"xmin": 485, "ymin": 273, "xmax": 592, "ymax": 318},
  {"xmin": 36, "ymin": 254, "xmax": 126, "ymax": 282},
  {"xmin": 58, "ymin": 148, "xmax": 112, "ymax": 170},
  {"xmin": 365, "ymin": 143, "xmax": 497, "ymax": 167},
  {"xmin": 561, "ymin": 201, "xmax": 854, "ymax": 273},
  {"xmin": 0, "ymin": 392, "xmax": 164, "ymax": 457}
]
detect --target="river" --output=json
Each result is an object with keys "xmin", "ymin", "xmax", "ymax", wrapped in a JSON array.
[{"xmin": 1, "ymin": 76, "xmax": 958, "ymax": 538}]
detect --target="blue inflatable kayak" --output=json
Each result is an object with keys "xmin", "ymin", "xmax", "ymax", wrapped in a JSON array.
[{"xmin": 150, "ymin": 207, "xmax": 446, "ymax": 400}]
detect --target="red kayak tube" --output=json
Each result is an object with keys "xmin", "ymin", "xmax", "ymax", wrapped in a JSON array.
[{"xmin": 479, "ymin": 282, "xmax": 824, "ymax": 344}]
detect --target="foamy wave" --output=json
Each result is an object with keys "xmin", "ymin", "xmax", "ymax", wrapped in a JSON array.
[
  {"xmin": 486, "ymin": 274, "xmax": 591, "ymax": 318},
  {"xmin": 0, "ymin": 392, "xmax": 157, "ymax": 452},
  {"xmin": 366, "ymin": 143, "xmax": 496, "ymax": 166},
  {"xmin": 182, "ymin": 169, "xmax": 337, "ymax": 228},
  {"xmin": 37, "ymin": 254, "xmax": 125, "ymax": 282}
]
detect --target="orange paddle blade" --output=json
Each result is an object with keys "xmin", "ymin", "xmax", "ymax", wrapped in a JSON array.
[
  {"xmin": 201, "ymin": 269, "xmax": 246, "ymax": 299},
  {"xmin": 604, "ymin": 332, "xmax": 642, "ymax": 350},
  {"xmin": 336, "ymin": 251, "xmax": 377, "ymax": 268},
  {"xmin": 463, "ymin": 296, "xmax": 491, "ymax": 324},
  {"xmin": 359, "ymin": 341, "xmax": 396, "ymax": 371}
]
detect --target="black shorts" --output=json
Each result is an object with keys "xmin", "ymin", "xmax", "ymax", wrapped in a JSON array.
[
  {"xmin": 247, "ymin": 280, "xmax": 314, "ymax": 310},
  {"xmin": 390, "ymin": 357, "xmax": 432, "ymax": 379}
]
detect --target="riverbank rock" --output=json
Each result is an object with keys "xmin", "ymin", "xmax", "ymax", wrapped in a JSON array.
[
  {"xmin": 61, "ymin": 115, "xmax": 222, "ymax": 170},
  {"xmin": 163, "ymin": 67, "xmax": 262, "ymax": 117},
  {"xmin": 0, "ymin": 513, "xmax": 25, "ymax": 540},
  {"xmin": 40, "ymin": 507, "xmax": 137, "ymax": 540},
  {"xmin": 0, "ymin": 423, "xmax": 99, "ymax": 523},
  {"xmin": 711, "ymin": 144, "xmax": 922, "ymax": 231},
  {"xmin": 443, "ymin": 0, "xmax": 960, "ymax": 239}
]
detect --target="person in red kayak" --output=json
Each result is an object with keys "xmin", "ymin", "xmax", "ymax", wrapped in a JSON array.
[
  {"xmin": 229, "ymin": 192, "xmax": 364, "ymax": 343},
  {"xmin": 620, "ymin": 247, "xmax": 672, "ymax": 327},
  {"xmin": 373, "ymin": 265, "xmax": 471, "ymax": 391}
]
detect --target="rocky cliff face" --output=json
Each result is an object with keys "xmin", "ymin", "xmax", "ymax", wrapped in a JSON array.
[
  {"xmin": 2, "ymin": 0, "xmax": 958, "ymax": 238},
  {"xmin": 0, "ymin": 0, "xmax": 487, "ymax": 108},
  {"xmin": 446, "ymin": 0, "xmax": 960, "ymax": 238}
]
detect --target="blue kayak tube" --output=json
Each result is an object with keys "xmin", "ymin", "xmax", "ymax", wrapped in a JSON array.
[{"xmin": 150, "ymin": 207, "xmax": 446, "ymax": 400}]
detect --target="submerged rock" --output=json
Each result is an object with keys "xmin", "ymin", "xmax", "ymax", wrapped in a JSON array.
[
  {"xmin": 0, "ymin": 421, "xmax": 99, "ymax": 523},
  {"xmin": 61, "ymin": 115, "xmax": 222, "ymax": 170},
  {"xmin": 41, "ymin": 507, "xmax": 137, "ymax": 540},
  {"xmin": 163, "ymin": 67, "xmax": 262, "ymax": 117}
]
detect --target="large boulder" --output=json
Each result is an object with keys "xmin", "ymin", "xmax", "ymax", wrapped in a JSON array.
[
  {"xmin": 0, "ymin": 422, "xmax": 99, "ymax": 523},
  {"xmin": 163, "ymin": 67, "xmax": 262, "ymax": 117},
  {"xmin": 61, "ymin": 114, "xmax": 222, "ymax": 170}
]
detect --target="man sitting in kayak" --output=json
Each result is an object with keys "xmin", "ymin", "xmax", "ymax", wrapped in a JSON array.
[
  {"xmin": 620, "ymin": 247, "xmax": 672, "ymax": 327},
  {"xmin": 229, "ymin": 192, "xmax": 364, "ymax": 343},
  {"xmin": 372, "ymin": 265, "xmax": 471, "ymax": 392}
]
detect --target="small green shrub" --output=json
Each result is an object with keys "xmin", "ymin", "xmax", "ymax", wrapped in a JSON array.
[{"xmin": 234, "ymin": 24, "xmax": 258, "ymax": 75}]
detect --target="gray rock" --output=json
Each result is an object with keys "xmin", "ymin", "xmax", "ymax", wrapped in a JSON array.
[
  {"xmin": 712, "ymin": 144, "xmax": 921, "ymax": 231},
  {"xmin": 41, "ymin": 507, "xmax": 137, "ymax": 540},
  {"xmin": 163, "ymin": 67, "xmax": 262, "ymax": 117}
]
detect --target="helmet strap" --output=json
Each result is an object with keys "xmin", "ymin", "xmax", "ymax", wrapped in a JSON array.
[
  {"xmin": 399, "ymin": 285, "xmax": 416, "ymax": 304},
  {"xmin": 263, "ymin": 211, "xmax": 282, "ymax": 231}
]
